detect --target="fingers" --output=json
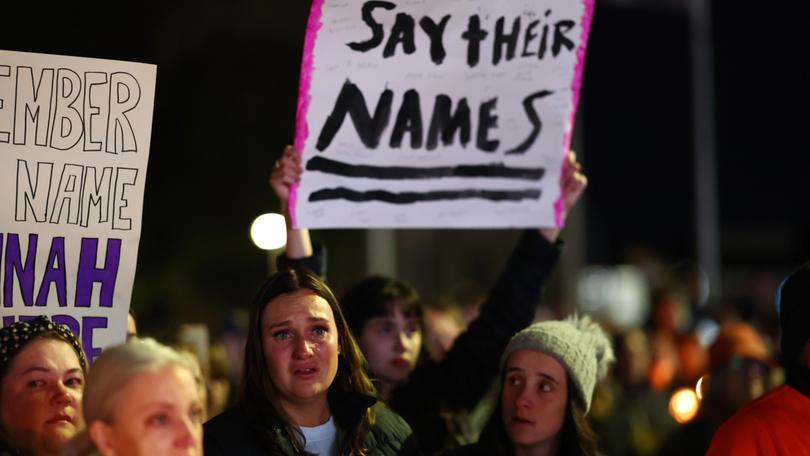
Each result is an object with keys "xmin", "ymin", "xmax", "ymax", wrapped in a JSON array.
[
  {"xmin": 278, "ymin": 145, "xmax": 302, "ymax": 168},
  {"xmin": 566, "ymin": 171, "xmax": 587, "ymax": 194},
  {"xmin": 271, "ymin": 145, "xmax": 302, "ymax": 181},
  {"xmin": 269, "ymin": 145, "xmax": 304, "ymax": 202},
  {"xmin": 561, "ymin": 149, "xmax": 587, "ymax": 212},
  {"xmin": 561, "ymin": 149, "xmax": 582, "ymax": 181}
]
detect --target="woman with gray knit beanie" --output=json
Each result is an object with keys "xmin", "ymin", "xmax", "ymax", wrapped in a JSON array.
[{"xmin": 443, "ymin": 315, "xmax": 614, "ymax": 456}]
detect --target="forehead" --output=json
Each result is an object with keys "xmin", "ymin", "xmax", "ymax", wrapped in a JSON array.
[
  {"xmin": 117, "ymin": 365, "xmax": 201, "ymax": 410},
  {"xmin": 7, "ymin": 338, "xmax": 81, "ymax": 373},
  {"xmin": 370, "ymin": 301, "xmax": 421, "ymax": 321},
  {"xmin": 505, "ymin": 349, "xmax": 567, "ymax": 377},
  {"xmin": 261, "ymin": 289, "xmax": 335, "ymax": 324}
]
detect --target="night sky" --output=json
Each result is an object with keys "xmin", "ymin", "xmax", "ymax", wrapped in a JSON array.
[{"xmin": 1, "ymin": 0, "xmax": 806, "ymax": 334}]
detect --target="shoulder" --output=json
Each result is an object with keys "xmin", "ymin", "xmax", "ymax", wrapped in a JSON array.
[
  {"xmin": 730, "ymin": 385, "xmax": 810, "ymax": 420},
  {"xmin": 363, "ymin": 403, "xmax": 421, "ymax": 455},
  {"xmin": 204, "ymin": 406, "xmax": 249, "ymax": 435},
  {"xmin": 203, "ymin": 407, "xmax": 267, "ymax": 455},
  {"xmin": 707, "ymin": 386, "xmax": 810, "ymax": 455},
  {"xmin": 369, "ymin": 403, "xmax": 413, "ymax": 440}
]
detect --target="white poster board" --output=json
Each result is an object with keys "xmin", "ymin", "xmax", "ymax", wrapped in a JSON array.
[
  {"xmin": 0, "ymin": 50, "xmax": 156, "ymax": 362},
  {"xmin": 292, "ymin": 0, "xmax": 594, "ymax": 228}
]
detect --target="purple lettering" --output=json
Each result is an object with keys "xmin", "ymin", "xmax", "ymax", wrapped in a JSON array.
[
  {"xmin": 35, "ymin": 237, "xmax": 67, "ymax": 307},
  {"xmin": 75, "ymin": 238, "xmax": 120, "ymax": 307},
  {"xmin": 80, "ymin": 316, "xmax": 107, "ymax": 362},
  {"xmin": 3, "ymin": 233, "xmax": 38, "ymax": 307}
]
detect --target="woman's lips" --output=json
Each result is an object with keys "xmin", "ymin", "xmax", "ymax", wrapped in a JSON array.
[
  {"xmin": 390, "ymin": 358, "xmax": 409, "ymax": 369},
  {"xmin": 293, "ymin": 366, "xmax": 319, "ymax": 378},
  {"xmin": 512, "ymin": 416, "xmax": 535, "ymax": 425},
  {"xmin": 46, "ymin": 413, "xmax": 73, "ymax": 425}
]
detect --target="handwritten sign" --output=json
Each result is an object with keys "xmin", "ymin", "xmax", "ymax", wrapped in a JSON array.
[
  {"xmin": 0, "ymin": 50, "xmax": 156, "ymax": 362},
  {"xmin": 291, "ymin": 0, "xmax": 594, "ymax": 228}
]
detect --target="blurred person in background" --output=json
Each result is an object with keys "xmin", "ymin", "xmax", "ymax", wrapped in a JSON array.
[
  {"xmin": 588, "ymin": 328, "xmax": 675, "ymax": 456},
  {"xmin": 69, "ymin": 338, "xmax": 205, "ymax": 456},
  {"xmin": 271, "ymin": 146, "xmax": 587, "ymax": 454},
  {"xmin": 203, "ymin": 268, "xmax": 418, "ymax": 455},
  {"xmin": 659, "ymin": 321, "xmax": 774, "ymax": 455},
  {"xmin": 422, "ymin": 281, "xmax": 487, "ymax": 364},
  {"xmin": 707, "ymin": 262, "xmax": 810, "ymax": 455},
  {"xmin": 443, "ymin": 315, "xmax": 614, "ymax": 456},
  {"xmin": 422, "ymin": 303, "xmax": 465, "ymax": 364},
  {"xmin": 0, "ymin": 317, "xmax": 88, "ymax": 456},
  {"xmin": 206, "ymin": 342, "xmax": 235, "ymax": 418},
  {"xmin": 647, "ymin": 286, "xmax": 691, "ymax": 392}
]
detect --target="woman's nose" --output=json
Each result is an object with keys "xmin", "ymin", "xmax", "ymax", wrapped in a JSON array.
[
  {"xmin": 50, "ymin": 382, "xmax": 73, "ymax": 406},
  {"xmin": 174, "ymin": 417, "xmax": 200, "ymax": 450},
  {"xmin": 294, "ymin": 338, "xmax": 315, "ymax": 358},
  {"xmin": 394, "ymin": 331, "xmax": 408, "ymax": 352},
  {"xmin": 516, "ymin": 387, "xmax": 534, "ymax": 409}
]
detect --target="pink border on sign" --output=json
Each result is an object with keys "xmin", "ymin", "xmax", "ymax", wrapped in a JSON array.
[
  {"xmin": 554, "ymin": 0, "xmax": 595, "ymax": 228},
  {"xmin": 290, "ymin": 0, "xmax": 325, "ymax": 229}
]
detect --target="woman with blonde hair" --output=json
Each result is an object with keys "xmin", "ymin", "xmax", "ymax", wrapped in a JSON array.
[{"xmin": 71, "ymin": 337, "xmax": 206, "ymax": 456}]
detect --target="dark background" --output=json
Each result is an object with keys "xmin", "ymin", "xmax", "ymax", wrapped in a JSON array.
[{"xmin": 2, "ymin": 0, "xmax": 806, "ymax": 338}]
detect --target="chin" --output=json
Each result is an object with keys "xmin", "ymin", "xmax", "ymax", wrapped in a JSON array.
[
  {"xmin": 294, "ymin": 384, "xmax": 328, "ymax": 398},
  {"xmin": 380, "ymin": 370, "xmax": 409, "ymax": 384},
  {"xmin": 506, "ymin": 426, "xmax": 544, "ymax": 446},
  {"xmin": 40, "ymin": 432, "xmax": 75, "ymax": 454},
  {"xmin": 46, "ymin": 425, "xmax": 78, "ymax": 439}
]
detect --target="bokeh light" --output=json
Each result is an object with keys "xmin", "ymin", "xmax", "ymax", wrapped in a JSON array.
[{"xmin": 250, "ymin": 213, "xmax": 287, "ymax": 250}]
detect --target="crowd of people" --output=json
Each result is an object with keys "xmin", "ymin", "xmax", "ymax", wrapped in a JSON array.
[{"xmin": 1, "ymin": 147, "xmax": 809, "ymax": 455}]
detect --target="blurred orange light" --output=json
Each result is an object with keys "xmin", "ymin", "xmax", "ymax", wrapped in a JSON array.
[{"xmin": 669, "ymin": 387, "xmax": 700, "ymax": 424}]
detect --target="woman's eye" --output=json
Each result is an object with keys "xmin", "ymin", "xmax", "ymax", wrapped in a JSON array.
[
  {"xmin": 507, "ymin": 376, "xmax": 522, "ymax": 387},
  {"xmin": 405, "ymin": 322, "xmax": 421, "ymax": 336},
  {"xmin": 147, "ymin": 413, "xmax": 170, "ymax": 427},
  {"xmin": 312, "ymin": 326, "xmax": 328, "ymax": 337},
  {"xmin": 539, "ymin": 382, "xmax": 552, "ymax": 392},
  {"xmin": 273, "ymin": 331, "xmax": 291, "ymax": 341},
  {"xmin": 189, "ymin": 406, "xmax": 204, "ymax": 423},
  {"xmin": 65, "ymin": 376, "xmax": 84, "ymax": 388},
  {"xmin": 27, "ymin": 379, "xmax": 45, "ymax": 388},
  {"xmin": 379, "ymin": 324, "xmax": 394, "ymax": 335}
]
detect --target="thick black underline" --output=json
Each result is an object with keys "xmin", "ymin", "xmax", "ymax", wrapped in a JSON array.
[
  {"xmin": 306, "ymin": 156, "xmax": 545, "ymax": 181},
  {"xmin": 308, "ymin": 187, "xmax": 542, "ymax": 204}
]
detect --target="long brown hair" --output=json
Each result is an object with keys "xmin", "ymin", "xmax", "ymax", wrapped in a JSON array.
[
  {"xmin": 476, "ymin": 374, "xmax": 599, "ymax": 456},
  {"xmin": 240, "ymin": 268, "xmax": 376, "ymax": 455}
]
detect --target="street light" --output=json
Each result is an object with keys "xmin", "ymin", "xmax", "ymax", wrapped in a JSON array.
[
  {"xmin": 250, "ymin": 213, "xmax": 287, "ymax": 250},
  {"xmin": 250, "ymin": 213, "xmax": 287, "ymax": 274}
]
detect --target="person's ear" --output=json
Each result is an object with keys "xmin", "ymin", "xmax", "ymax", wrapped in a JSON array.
[{"xmin": 89, "ymin": 421, "xmax": 117, "ymax": 456}]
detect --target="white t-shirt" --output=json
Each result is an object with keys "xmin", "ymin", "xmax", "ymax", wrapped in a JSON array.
[{"xmin": 300, "ymin": 416, "xmax": 338, "ymax": 456}]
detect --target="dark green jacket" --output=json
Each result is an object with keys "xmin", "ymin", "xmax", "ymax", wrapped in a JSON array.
[
  {"xmin": 279, "ymin": 230, "xmax": 562, "ymax": 454},
  {"xmin": 204, "ymin": 392, "xmax": 420, "ymax": 455}
]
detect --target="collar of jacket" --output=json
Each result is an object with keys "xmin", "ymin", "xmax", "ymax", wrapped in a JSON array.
[
  {"xmin": 329, "ymin": 390, "xmax": 377, "ymax": 428},
  {"xmin": 243, "ymin": 390, "xmax": 377, "ymax": 454}
]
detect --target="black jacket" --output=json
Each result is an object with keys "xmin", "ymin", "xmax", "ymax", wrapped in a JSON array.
[
  {"xmin": 279, "ymin": 230, "xmax": 561, "ymax": 454},
  {"xmin": 204, "ymin": 391, "xmax": 420, "ymax": 455}
]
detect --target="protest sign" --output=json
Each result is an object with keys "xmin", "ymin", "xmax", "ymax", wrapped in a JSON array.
[
  {"xmin": 0, "ymin": 50, "xmax": 156, "ymax": 362},
  {"xmin": 291, "ymin": 0, "xmax": 594, "ymax": 228}
]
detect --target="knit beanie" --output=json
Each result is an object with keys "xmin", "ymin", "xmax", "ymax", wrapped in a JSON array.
[
  {"xmin": 775, "ymin": 262, "xmax": 810, "ymax": 369},
  {"xmin": 500, "ymin": 315, "xmax": 614, "ymax": 413}
]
